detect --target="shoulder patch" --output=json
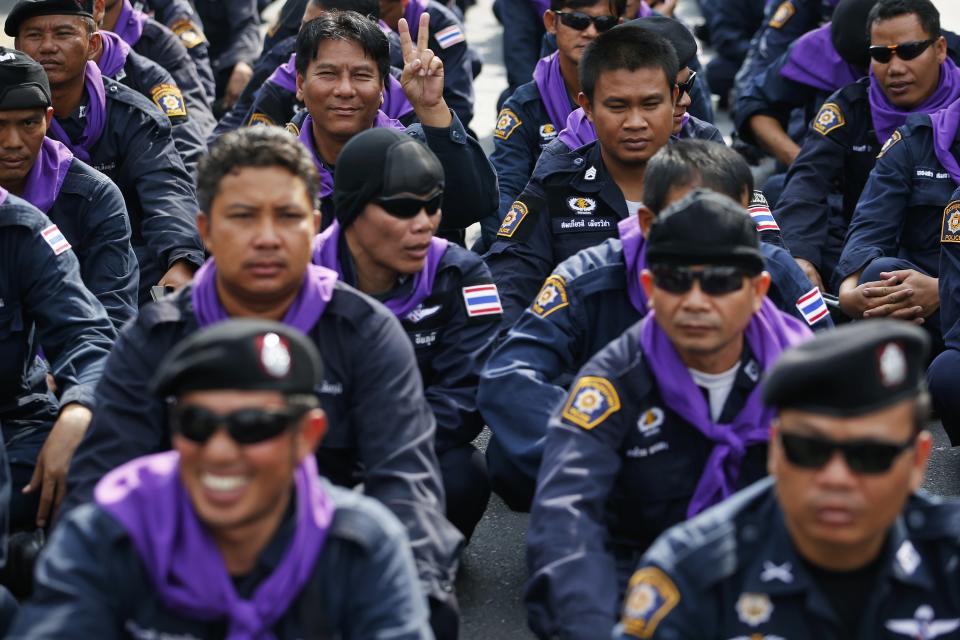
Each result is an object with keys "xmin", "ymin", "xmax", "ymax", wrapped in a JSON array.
[
  {"xmin": 747, "ymin": 200, "xmax": 779, "ymax": 233},
  {"xmin": 248, "ymin": 112, "xmax": 277, "ymax": 127},
  {"xmin": 768, "ymin": 0, "xmax": 795, "ymax": 29},
  {"xmin": 498, "ymin": 200, "xmax": 529, "ymax": 238},
  {"xmin": 621, "ymin": 567, "xmax": 681, "ymax": 638},
  {"xmin": 812, "ymin": 103, "xmax": 844, "ymax": 136},
  {"xmin": 942, "ymin": 200, "xmax": 960, "ymax": 244},
  {"xmin": 560, "ymin": 376, "xmax": 621, "ymax": 430},
  {"xmin": 494, "ymin": 108, "xmax": 522, "ymax": 140},
  {"xmin": 532, "ymin": 275, "xmax": 569, "ymax": 317},
  {"xmin": 40, "ymin": 224, "xmax": 72, "ymax": 256},
  {"xmin": 462, "ymin": 284, "xmax": 503, "ymax": 317},
  {"xmin": 877, "ymin": 130, "xmax": 902, "ymax": 158},
  {"xmin": 796, "ymin": 286, "xmax": 829, "ymax": 325},
  {"xmin": 170, "ymin": 18, "xmax": 205, "ymax": 49},
  {"xmin": 285, "ymin": 121, "xmax": 301, "ymax": 136},
  {"xmin": 150, "ymin": 83, "xmax": 187, "ymax": 118},
  {"xmin": 435, "ymin": 24, "xmax": 466, "ymax": 49}
]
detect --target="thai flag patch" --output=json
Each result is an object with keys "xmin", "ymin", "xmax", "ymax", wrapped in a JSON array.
[
  {"xmin": 796, "ymin": 287, "xmax": 829, "ymax": 325},
  {"xmin": 435, "ymin": 25, "xmax": 465, "ymax": 49},
  {"xmin": 40, "ymin": 224, "xmax": 71, "ymax": 256},
  {"xmin": 462, "ymin": 284, "xmax": 503, "ymax": 317},
  {"xmin": 748, "ymin": 203, "xmax": 780, "ymax": 233}
]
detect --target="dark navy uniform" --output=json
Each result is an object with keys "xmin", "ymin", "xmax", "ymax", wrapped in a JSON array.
[
  {"xmin": 263, "ymin": 0, "xmax": 308, "ymax": 52},
  {"xmin": 134, "ymin": 0, "xmax": 217, "ymax": 101},
  {"xmin": 12, "ymin": 484, "xmax": 432, "ymax": 639},
  {"xmin": 701, "ymin": 0, "xmax": 765, "ymax": 99},
  {"xmin": 928, "ymin": 188, "xmax": 960, "ymax": 443},
  {"xmin": 498, "ymin": 0, "xmax": 546, "ymax": 104},
  {"xmin": 63, "ymin": 280, "xmax": 462, "ymax": 611},
  {"xmin": 192, "ymin": 0, "xmax": 262, "ymax": 100},
  {"xmin": 614, "ymin": 478, "xmax": 960, "ymax": 639},
  {"xmin": 526, "ymin": 321, "xmax": 771, "ymax": 639}
]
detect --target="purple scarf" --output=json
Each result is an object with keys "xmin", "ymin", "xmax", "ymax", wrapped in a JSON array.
[
  {"xmin": 639, "ymin": 299, "xmax": 811, "ymax": 517},
  {"xmin": 618, "ymin": 216, "xmax": 648, "ymax": 314},
  {"xmin": 557, "ymin": 107, "xmax": 594, "ymax": 149},
  {"xmin": 46, "ymin": 62, "xmax": 107, "ymax": 163},
  {"xmin": 114, "ymin": 0, "xmax": 148, "ymax": 46},
  {"xmin": 312, "ymin": 221, "xmax": 448, "ymax": 317},
  {"xmin": 98, "ymin": 30, "xmax": 132, "ymax": 78},
  {"xmin": 636, "ymin": 1, "xmax": 653, "ymax": 17},
  {"xmin": 869, "ymin": 58, "xmax": 960, "ymax": 146},
  {"xmin": 191, "ymin": 259, "xmax": 337, "ymax": 332},
  {"xmin": 533, "ymin": 52, "xmax": 576, "ymax": 129},
  {"xmin": 780, "ymin": 24, "xmax": 861, "ymax": 93},
  {"xmin": 403, "ymin": 0, "xmax": 429, "ymax": 40},
  {"xmin": 930, "ymin": 100, "xmax": 960, "ymax": 184},
  {"xmin": 21, "ymin": 138, "xmax": 73, "ymax": 214},
  {"xmin": 95, "ymin": 452, "xmax": 334, "ymax": 639},
  {"xmin": 298, "ymin": 113, "xmax": 405, "ymax": 199},
  {"xmin": 267, "ymin": 54, "xmax": 298, "ymax": 93}
]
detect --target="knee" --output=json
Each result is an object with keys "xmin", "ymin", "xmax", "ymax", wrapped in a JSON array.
[
  {"xmin": 485, "ymin": 438, "xmax": 535, "ymax": 513},
  {"xmin": 439, "ymin": 446, "xmax": 491, "ymax": 541},
  {"xmin": 928, "ymin": 351, "xmax": 960, "ymax": 445}
]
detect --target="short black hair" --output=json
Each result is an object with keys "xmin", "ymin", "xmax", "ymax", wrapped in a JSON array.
[
  {"xmin": 579, "ymin": 24, "xmax": 678, "ymax": 103},
  {"xmin": 295, "ymin": 10, "xmax": 390, "ymax": 85},
  {"xmin": 643, "ymin": 140, "xmax": 753, "ymax": 215},
  {"xmin": 196, "ymin": 127, "xmax": 320, "ymax": 213},
  {"xmin": 309, "ymin": 0, "xmax": 380, "ymax": 21},
  {"xmin": 868, "ymin": 0, "xmax": 940, "ymax": 39},
  {"xmin": 549, "ymin": 0, "xmax": 627, "ymax": 18}
]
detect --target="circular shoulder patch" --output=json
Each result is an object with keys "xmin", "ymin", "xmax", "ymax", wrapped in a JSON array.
[
  {"xmin": 560, "ymin": 375, "xmax": 621, "ymax": 430},
  {"xmin": 621, "ymin": 567, "xmax": 681, "ymax": 638},
  {"xmin": 494, "ymin": 108, "xmax": 522, "ymax": 140},
  {"xmin": 812, "ymin": 103, "xmax": 844, "ymax": 136}
]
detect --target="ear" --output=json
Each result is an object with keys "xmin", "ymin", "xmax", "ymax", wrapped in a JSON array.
[
  {"xmin": 637, "ymin": 205, "xmax": 655, "ymax": 236},
  {"xmin": 43, "ymin": 107, "xmax": 54, "ymax": 128},
  {"xmin": 671, "ymin": 83, "xmax": 679, "ymax": 106},
  {"xmin": 577, "ymin": 92, "xmax": 594, "ymax": 122},
  {"xmin": 296, "ymin": 71, "xmax": 304, "ymax": 102},
  {"xmin": 750, "ymin": 271, "xmax": 772, "ymax": 311},
  {"xmin": 298, "ymin": 409, "xmax": 328, "ymax": 459},
  {"xmin": 544, "ymin": 8, "xmax": 557, "ymax": 34},
  {"xmin": 909, "ymin": 430, "xmax": 933, "ymax": 492},
  {"xmin": 640, "ymin": 268, "xmax": 655, "ymax": 301},
  {"xmin": 197, "ymin": 211, "xmax": 213, "ymax": 252},
  {"xmin": 94, "ymin": 0, "xmax": 105, "ymax": 24},
  {"xmin": 87, "ymin": 31, "xmax": 102, "ymax": 61},
  {"xmin": 935, "ymin": 35, "xmax": 947, "ymax": 64}
]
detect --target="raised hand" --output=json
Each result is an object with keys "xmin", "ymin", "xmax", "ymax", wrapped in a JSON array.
[{"xmin": 399, "ymin": 13, "xmax": 451, "ymax": 127}]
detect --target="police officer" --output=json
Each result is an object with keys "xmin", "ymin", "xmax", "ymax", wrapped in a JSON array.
[
  {"xmin": 526, "ymin": 190, "xmax": 811, "ymax": 639},
  {"xmin": 191, "ymin": 0, "xmax": 261, "ymax": 111},
  {"xmin": 313, "ymin": 127, "xmax": 499, "ymax": 541},
  {"xmin": 63, "ymin": 127, "xmax": 463, "ymax": 639},
  {"xmin": 615, "ymin": 321, "xmax": 949, "ymax": 639},
  {"xmin": 700, "ymin": 0, "xmax": 765, "ymax": 104},
  {"xmin": 12, "ymin": 320, "xmax": 433, "ymax": 639},
  {"xmin": 0, "ymin": 47, "xmax": 137, "ymax": 331},
  {"xmin": 9, "ymin": 0, "xmax": 206, "ymax": 304},
  {"xmin": 479, "ymin": 141, "xmax": 830, "ymax": 512}
]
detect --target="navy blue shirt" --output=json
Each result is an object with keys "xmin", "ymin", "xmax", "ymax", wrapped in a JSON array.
[
  {"xmin": 131, "ymin": 15, "xmax": 216, "ymax": 112},
  {"xmin": 937, "ymin": 186, "xmax": 960, "ymax": 350},
  {"xmin": 192, "ymin": 0, "xmax": 262, "ymax": 72}
]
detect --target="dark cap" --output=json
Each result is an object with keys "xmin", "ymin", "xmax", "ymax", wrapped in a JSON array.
[
  {"xmin": 831, "ymin": 0, "xmax": 877, "ymax": 70},
  {"xmin": 646, "ymin": 189, "xmax": 765, "ymax": 273},
  {"xmin": 5, "ymin": 0, "xmax": 93, "ymax": 37},
  {"xmin": 152, "ymin": 320, "xmax": 323, "ymax": 398},
  {"xmin": 763, "ymin": 320, "xmax": 930, "ymax": 417},
  {"xmin": 332, "ymin": 127, "xmax": 444, "ymax": 227},
  {"xmin": 628, "ymin": 16, "xmax": 698, "ymax": 68},
  {"xmin": 0, "ymin": 47, "xmax": 51, "ymax": 110}
]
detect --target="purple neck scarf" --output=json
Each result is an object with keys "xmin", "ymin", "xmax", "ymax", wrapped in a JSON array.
[
  {"xmin": 312, "ymin": 220, "xmax": 448, "ymax": 317},
  {"xmin": 930, "ymin": 100, "xmax": 960, "ymax": 184},
  {"xmin": 46, "ymin": 62, "xmax": 107, "ymax": 163},
  {"xmin": 98, "ymin": 30, "xmax": 131, "ymax": 78},
  {"xmin": 298, "ymin": 113, "xmax": 405, "ymax": 199},
  {"xmin": 639, "ymin": 299, "xmax": 811, "ymax": 517},
  {"xmin": 191, "ymin": 258, "xmax": 337, "ymax": 332},
  {"xmin": 557, "ymin": 107, "xmax": 595, "ymax": 149},
  {"xmin": 95, "ymin": 452, "xmax": 335, "ymax": 639},
  {"xmin": 672, "ymin": 112, "xmax": 691, "ymax": 141},
  {"xmin": 636, "ymin": 1, "xmax": 653, "ymax": 17},
  {"xmin": 780, "ymin": 24, "xmax": 861, "ymax": 93},
  {"xmin": 618, "ymin": 216, "xmax": 648, "ymax": 314},
  {"xmin": 114, "ymin": 0, "xmax": 148, "ymax": 46},
  {"xmin": 21, "ymin": 138, "xmax": 73, "ymax": 214},
  {"xmin": 403, "ymin": 0, "xmax": 429, "ymax": 40},
  {"xmin": 533, "ymin": 52, "xmax": 576, "ymax": 129},
  {"xmin": 870, "ymin": 58, "xmax": 960, "ymax": 146},
  {"xmin": 268, "ymin": 54, "xmax": 298, "ymax": 93}
]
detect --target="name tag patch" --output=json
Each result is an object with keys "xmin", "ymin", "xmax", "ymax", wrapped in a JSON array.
[{"xmin": 552, "ymin": 216, "xmax": 614, "ymax": 233}]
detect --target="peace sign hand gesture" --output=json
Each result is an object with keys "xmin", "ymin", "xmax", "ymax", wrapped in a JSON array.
[{"xmin": 399, "ymin": 13, "xmax": 452, "ymax": 128}]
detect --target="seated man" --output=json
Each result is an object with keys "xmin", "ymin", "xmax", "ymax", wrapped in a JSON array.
[
  {"xmin": 479, "ymin": 140, "xmax": 829, "ymax": 512},
  {"xmin": 526, "ymin": 190, "xmax": 811, "ymax": 639},
  {"xmin": 12, "ymin": 320, "xmax": 433, "ymax": 639},
  {"xmin": 9, "ymin": 0, "xmax": 206, "ymax": 303},
  {"xmin": 63, "ymin": 127, "xmax": 462, "ymax": 638},
  {"xmin": 313, "ymin": 128, "xmax": 499, "ymax": 541},
  {"xmin": 191, "ymin": 0, "xmax": 261, "ymax": 110},
  {"xmin": 700, "ymin": 0, "xmax": 765, "ymax": 103},
  {"xmin": 0, "ymin": 48, "xmax": 137, "ymax": 330},
  {"xmin": 616, "ymin": 321, "xmax": 945, "ymax": 639}
]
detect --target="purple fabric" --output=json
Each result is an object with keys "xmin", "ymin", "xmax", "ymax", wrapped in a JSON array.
[
  {"xmin": 190, "ymin": 259, "xmax": 337, "ymax": 332},
  {"xmin": 312, "ymin": 220, "xmax": 449, "ymax": 317},
  {"xmin": 98, "ymin": 30, "xmax": 131, "ymax": 78},
  {"xmin": 930, "ymin": 99, "xmax": 960, "ymax": 184},
  {"xmin": 636, "ymin": 1, "xmax": 653, "ymax": 17},
  {"xmin": 46, "ymin": 62, "xmax": 107, "ymax": 163},
  {"xmin": 114, "ymin": 0, "xmax": 148, "ymax": 46},
  {"xmin": 557, "ymin": 107, "xmax": 595, "ymax": 149},
  {"xmin": 268, "ymin": 54, "xmax": 299, "ymax": 93},
  {"xmin": 403, "ymin": 0, "xmax": 430, "ymax": 40},
  {"xmin": 780, "ymin": 24, "xmax": 861, "ymax": 93},
  {"xmin": 0, "ymin": 187, "xmax": 7, "ymax": 205},
  {"xmin": 298, "ymin": 113, "xmax": 405, "ymax": 199},
  {"xmin": 531, "ymin": 0, "xmax": 549, "ymax": 17},
  {"xmin": 639, "ymin": 299, "xmax": 811, "ymax": 517},
  {"xmin": 533, "ymin": 52, "xmax": 576, "ymax": 128},
  {"xmin": 869, "ymin": 58, "xmax": 960, "ymax": 146},
  {"xmin": 671, "ymin": 112, "xmax": 691, "ymax": 141},
  {"xmin": 618, "ymin": 216, "xmax": 648, "ymax": 314},
  {"xmin": 21, "ymin": 138, "xmax": 73, "ymax": 214},
  {"xmin": 95, "ymin": 452, "xmax": 334, "ymax": 640}
]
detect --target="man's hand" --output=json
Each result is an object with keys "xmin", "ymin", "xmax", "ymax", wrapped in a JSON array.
[
  {"xmin": 876, "ymin": 269, "xmax": 939, "ymax": 318},
  {"xmin": 794, "ymin": 257, "xmax": 824, "ymax": 292},
  {"xmin": 399, "ymin": 13, "xmax": 451, "ymax": 128},
  {"xmin": 838, "ymin": 273, "xmax": 923, "ymax": 322},
  {"xmin": 224, "ymin": 61, "xmax": 254, "ymax": 110},
  {"xmin": 158, "ymin": 259, "xmax": 196, "ymax": 290},
  {"xmin": 24, "ymin": 403, "xmax": 92, "ymax": 527}
]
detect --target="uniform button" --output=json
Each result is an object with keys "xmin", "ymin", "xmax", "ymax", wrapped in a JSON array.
[
  {"xmin": 452, "ymin": 132, "xmax": 463, "ymax": 142},
  {"xmin": 109, "ymin": 86, "xmax": 117, "ymax": 93},
  {"xmin": 908, "ymin": 510, "xmax": 925, "ymax": 529},
  {"xmin": 441, "ymin": 581, "xmax": 453, "ymax": 592},
  {"xmin": 574, "ymin": 158, "xmax": 584, "ymax": 166}
]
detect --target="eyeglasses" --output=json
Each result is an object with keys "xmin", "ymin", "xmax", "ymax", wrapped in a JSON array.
[
  {"xmin": 650, "ymin": 264, "xmax": 749, "ymax": 295},
  {"xmin": 868, "ymin": 39, "xmax": 936, "ymax": 63},
  {"xmin": 677, "ymin": 71, "xmax": 697, "ymax": 98},
  {"xmin": 552, "ymin": 10, "xmax": 619, "ymax": 33},
  {"xmin": 373, "ymin": 192, "xmax": 443, "ymax": 218},
  {"xmin": 779, "ymin": 432, "xmax": 916, "ymax": 474},
  {"xmin": 170, "ymin": 404, "xmax": 308, "ymax": 445}
]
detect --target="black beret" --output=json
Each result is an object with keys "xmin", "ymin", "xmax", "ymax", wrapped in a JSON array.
[
  {"xmin": 763, "ymin": 320, "xmax": 930, "ymax": 416},
  {"xmin": 628, "ymin": 16, "xmax": 698, "ymax": 68},
  {"xmin": 0, "ymin": 47, "xmax": 51, "ymax": 110},
  {"xmin": 332, "ymin": 127, "xmax": 444, "ymax": 228},
  {"xmin": 5, "ymin": 0, "xmax": 93, "ymax": 37},
  {"xmin": 152, "ymin": 320, "xmax": 323, "ymax": 398},
  {"xmin": 646, "ymin": 189, "xmax": 765, "ymax": 273},
  {"xmin": 831, "ymin": 0, "xmax": 877, "ymax": 70}
]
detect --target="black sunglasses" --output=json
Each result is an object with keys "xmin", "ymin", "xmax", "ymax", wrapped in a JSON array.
[
  {"xmin": 373, "ymin": 192, "xmax": 443, "ymax": 218},
  {"xmin": 868, "ymin": 39, "xmax": 936, "ymax": 63},
  {"xmin": 553, "ymin": 10, "xmax": 618, "ymax": 33},
  {"xmin": 779, "ymin": 432, "xmax": 915, "ymax": 474},
  {"xmin": 651, "ymin": 264, "xmax": 749, "ymax": 296},
  {"xmin": 677, "ymin": 71, "xmax": 697, "ymax": 98},
  {"xmin": 170, "ymin": 404, "xmax": 308, "ymax": 445}
]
